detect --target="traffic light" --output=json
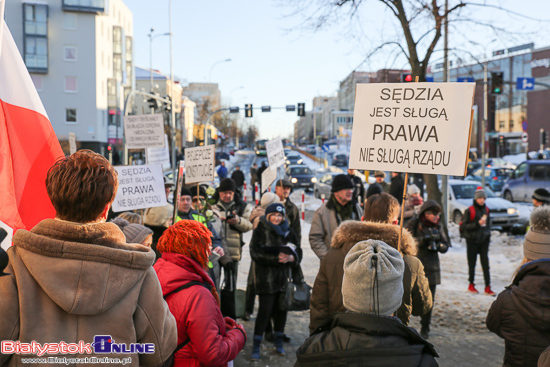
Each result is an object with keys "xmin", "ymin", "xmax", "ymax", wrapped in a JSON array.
[
  {"xmin": 261, "ymin": 106, "xmax": 271, "ymax": 112},
  {"xmin": 147, "ymin": 95, "xmax": 159, "ymax": 111},
  {"xmin": 541, "ymin": 129, "xmax": 548, "ymax": 147},
  {"xmin": 491, "ymin": 72, "xmax": 504, "ymax": 94},
  {"xmin": 229, "ymin": 106, "xmax": 240, "ymax": 113},
  {"xmin": 401, "ymin": 73, "xmax": 413, "ymax": 82},
  {"xmin": 245, "ymin": 104, "xmax": 253, "ymax": 118},
  {"xmin": 107, "ymin": 145, "xmax": 112, "ymax": 152},
  {"xmin": 297, "ymin": 103, "xmax": 305, "ymax": 117}
]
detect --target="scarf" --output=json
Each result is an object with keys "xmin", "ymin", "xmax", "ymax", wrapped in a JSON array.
[{"xmin": 331, "ymin": 195, "xmax": 355, "ymax": 221}]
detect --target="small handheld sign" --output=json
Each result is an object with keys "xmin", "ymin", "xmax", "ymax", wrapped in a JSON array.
[{"xmin": 185, "ymin": 145, "xmax": 215, "ymax": 184}]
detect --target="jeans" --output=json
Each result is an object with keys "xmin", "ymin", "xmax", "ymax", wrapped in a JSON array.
[
  {"xmin": 254, "ymin": 293, "xmax": 287, "ymax": 336},
  {"xmin": 467, "ymin": 240, "xmax": 491, "ymax": 286}
]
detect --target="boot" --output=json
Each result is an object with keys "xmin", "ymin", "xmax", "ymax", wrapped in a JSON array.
[
  {"xmin": 468, "ymin": 283, "xmax": 479, "ymax": 294},
  {"xmin": 274, "ymin": 332, "xmax": 285, "ymax": 356},
  {"xmin": 251, "ymin": 334, "xmax": 262, "ymax": 361},
  {"xmin": 420, "ymin": 326, "xmax": 429, "ymax": 339},
  {"xmin": 485, "ymin": 286, "xmax": 496, "ymax": 296}
]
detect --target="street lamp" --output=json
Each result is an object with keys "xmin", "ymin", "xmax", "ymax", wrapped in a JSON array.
[
  {"xmin": 148, "ymin": 28, "xmax": 170, "ymax": 93},
  {"xmin": 208, "ymin": 58, "xmax": 232, "ymax": 82}
]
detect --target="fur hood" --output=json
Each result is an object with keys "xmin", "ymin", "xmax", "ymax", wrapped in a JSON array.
[
  {"xmin": 531, "ymin": 206, "xmax": 550, "ymax": 232},
  {"xmin": 331, "ymin": 220, "xmax": 417, "ymax": 256}
]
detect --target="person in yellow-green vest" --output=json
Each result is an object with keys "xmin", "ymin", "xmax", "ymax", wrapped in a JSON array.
[{"xmin": 176, "ymin": 186, "xmax": 224, "ymax": 291}]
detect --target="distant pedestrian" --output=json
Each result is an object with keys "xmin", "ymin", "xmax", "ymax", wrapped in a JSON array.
[
  {"xmin": 231, "ymin": 165, "xmax": 245, "ymax": 194},
  {"xmin": 154, "ymin": 220, "xmax": 246, "ymax": 366},
  {"xmin": 406, "ymin": 200, "xmax": 449, "ymax": 339},
  {"xmin": 347, "ymin": 169, "xmax": 365, "ymax": 207},
  {"xmin": 533, "ymin": 188, "xmax": 550, "ymax": 207},
  {"xmin": 374, "ymin": 170, "xmax": 390, "ymax": 192},
  {"xmin": 217, "ymin": 161, "xmax": 228, "ymax": 179},
  {"xmin": 309, "ymin": 174, "xmax": 362, "ymax": 259},
  {"xmin": 365, "ymin": 182, "xmax": 383, "ymax": 199},
  {"xmin": 389, "ymin": 172, "xmax": 405, "ymax": 204},
  {"xmin": 487, "ymin": 206, "xmax": 550, "ymax": 367},
  {"xmin": 250, "ymin": 162, "xmax": 259, "ymax": 201},
  {"xmin": 297, "ymin": 240, "xmax": 438, "ymax": 366},
  {"xmin": 460, "ymin": 188, "xmax": 494, "ymax": 295},
  {"xmin": 257, "ymin": 161, "xmax": 267, "ymax": 191}
]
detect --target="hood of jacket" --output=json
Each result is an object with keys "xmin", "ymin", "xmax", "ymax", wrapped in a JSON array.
[
  {"xmin": 509, "ymin": 259, "xmax": 550, "ymax": 330},
  {"xmin": 331, "ymin": 220, "xmax": 417, "ymax": 256},
  {"xmin": 418, "ymin": 200, "xmax": 442, "ymax": 217},
  {"xmin": 11, "ymin": 218, "xmax": 155, "ymax": 316},
  {"xmin": 154, "ymin": 253, "xmax": 215, "ymax": 298}
]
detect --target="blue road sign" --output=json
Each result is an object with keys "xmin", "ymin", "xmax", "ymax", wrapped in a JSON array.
[
  {"xmin": 425, "ymin": 76, "xmax": 434, "ymax": 82},
  {"xmin": 457, "ymin": 77, "xmax": 475, "ymax": 83},
  {"xmin": 516, "ymin": 77, "xmax": 535, "ymax": 90},
  {"xmin": 321, "ymin": 144, "xmax": 329, "ymax": 153}
]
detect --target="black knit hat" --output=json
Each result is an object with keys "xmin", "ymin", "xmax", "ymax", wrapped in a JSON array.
[
  {"xmin": 181, "ymin": 186, "xmax": 193, "ymax": 197},
  {"xmin": 218, "ymin": 178, "xmax": 236, "ymax": 193},
  {"xmin": 331, "ymin": 174, "xmax": 354, "ymax": 193},
  {"xmin": 533, "ymin": 188, "xmax": 550, "ymax": 204},
  {"xmin": 366, "ymin": 183, "xmax": 383, "ymax": 198}
]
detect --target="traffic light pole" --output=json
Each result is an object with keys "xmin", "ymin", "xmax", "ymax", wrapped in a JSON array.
[{"xmin": 481, "ymin": 62, "xmax": 488, "ymax": 188}]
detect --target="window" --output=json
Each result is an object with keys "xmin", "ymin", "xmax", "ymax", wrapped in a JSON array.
[
  {"xmin": 113, "ymin": 54, "xmax": 122, "ymax": 81},
  {"xmin": 509, "ymin": 120, "xmax": 514, "ymax": 130},
  {"xmin": 64, "ymin": 46, "xmax": 77, "ymax": 61},
  {"xmin": 66, "ymin": 108, "xmax": 77, "ymax": 123},
  {"xmin": 62, "ymin": 0, "xmax": 105, "ymax": 13},
  {"xmin": 125, "ymin": 36, "xmax": 133, "ymax": 61},
  {"xmin": 499, "ymin": 121, "xmax": 505, "ymax": 129},
  {"xmin": 113, "ymin": 26, "xmax": 122, "ymax": 54},
  {"xmin": 529, "ymin": 164, "xmax": 550, "ymax": 181},
  {"xmin": 515, "ymin": 163, "xmax": 527, "ymax": 178},
  {"xmin": 23, "ymin": 4, "xmax": 48, "ymax": 72},
  {"xmin": 64, "ymin": 76, "xmax": 77, "ymax": 92}
]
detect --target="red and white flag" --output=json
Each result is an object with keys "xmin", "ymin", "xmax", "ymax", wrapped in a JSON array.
[{"xmin": 0, "ymin": 7, "xmax": 64, "ymax": 232}]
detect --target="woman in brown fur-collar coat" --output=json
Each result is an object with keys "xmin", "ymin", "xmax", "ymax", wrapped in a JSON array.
[{"xmin": 309, "ymin": 193, "xmax": 432, "ymax": 334}]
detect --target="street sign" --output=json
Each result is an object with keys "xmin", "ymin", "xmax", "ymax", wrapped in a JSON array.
[
  {"xmin": 322, "ymin": 144, "xmax": 329, "ymax": 153},
  {"xmin": 146, "ymin": 134, "xmax": 171, "ymax": 169},
  {"xmin": 185, "ymin": 145, "xmax": 215, "ymax": 184},
  {"xmin": 516, "ymin": 77, "xmax": 535, "ymax": 91},
  {"xmin": 112, "ymin": 164, "xmax": 167, "ymax": 212},
  {"xmin": 522, "ymin": 120, "xmax": 528, "ymax": 132},
  {"xmin": 522, "ymin": 132, "xmax": 528, "ymax": 142},
  {"xmin": 457, "ymin": 77, "xmax": 475, "ymax": 83},
  {"xmin": 349, "ymin": 82, "xmax": 475, "ymax": 176},
  {"xmin": 425, "ymin": 76, "xmax": 434, "ymax": 82},
  {"xmin": 68, "ymin": 132, "xmax": 77, "ymax": 155},
  {"xmin": 266, "ymin": 139, "xmax": 285, "ymax": 168},
  {"xmin": 124, "ymin": 114, "xmax": 165, "ymax": 149}
]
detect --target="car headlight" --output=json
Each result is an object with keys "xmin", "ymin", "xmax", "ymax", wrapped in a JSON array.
[
  {"xmin": 507, "ymin": 207, "xmax": 517, "ymax": 215},
  {"xmin": 298, "ymin": 159, "xmax": 303, "ymax": 164},
  {"xmin": 311, "ymin": 177, "xmax": 318, "ymax": 183},
  {"xmin": 285, "ymin": 160, "xmax": 290, "ymax": 165},
  {"xmin": 291, "ymin": 177, "xmax": 298, "ymax": 183}
]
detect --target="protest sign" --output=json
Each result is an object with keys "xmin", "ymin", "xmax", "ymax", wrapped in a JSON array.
[
  {"xmin": 68, "ymin": 132, "xmax": 76, "ymax": 155},
  {"xmin": 261, "ymin": 166, "xmax": 277, "ymax": 193},
  {"xmin": 266, "ymin": 139, "xmax": 285, "ymax": 168},
  {"xmin": 112, "ymin": 164, "xmax": 167, "ymax": 212},
  {"xmin": 146, "ymin": 134, "xmax": 171, "ymax": 169},
  {"xmin": 185, "ymin": 145, "xmax": 215, "ymax": 184},
  {"xmin": 124, "ymin": 114, "xmax": 165, "ymax": 149},
  {"xmin": 348, "ymin": 83, "xmax": 475, "ymax": 176}
]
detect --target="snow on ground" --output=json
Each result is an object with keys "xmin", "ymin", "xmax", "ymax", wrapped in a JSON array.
[{"xmin": 290, "ymin": 189, "xmax": 323, "ymax": 212}]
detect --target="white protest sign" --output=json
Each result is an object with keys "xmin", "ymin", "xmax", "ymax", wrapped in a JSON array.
[
  {"xmin": 266, "ymin": 139, "xmax": 285, "ymax": 168},
  {"xmin": 124, "ymin": 114, "xmax": 165, "ymax": 149},
  {"xmin": 112, "ymin": 164, "xmax": 167, "ymax": 212},
  {"xmin": 146, "ymin": 134, "xmax": 171, "ymax": 169},
  {"xmin": 261, "ymin": 166, "xmax": 277, "ymax": 193},
  {"xmin": 0, "ymin": 220, "xmax": 13, "ymax": 251},
  {"xmin": 185, "ymin": 145, "xmax": 215, "ymax": 184},
  {"xmin": 68, "ymin": 132, "xmax": 77, "ymax": 155},
  {"xmin": 349, "ymin": 83, "xmax": 475, "ymax": 176}
]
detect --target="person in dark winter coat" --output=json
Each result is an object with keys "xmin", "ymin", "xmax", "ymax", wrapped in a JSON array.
[
  {"xmin": 275, "ymin": 179, "xmax": 301, "ymax": 246},
  {"xmin": 154, "ymin": 220, "xmax": 246, "ymax": 367},
  {"xmin": 389, "ymin": 172, "xmax": 405, "ymax": 204},
  {"xmin": 460, "ymin": 188, "xmax": 494, "ymax": 295},
  {"xmin": 406, "ymin": 200, "xmax": 449, "ymax": 339},
  {"xmin": 249, "ymin": 203, "xmax": 300, "ymax": 360},
  {"xmin": 487, "ymin": 206, "xmax": 550, "ymax": 367},
  {"xmin": 297, "ymin": 240, "xmax": 438, "ymax": 367},
  {"xmin": 366, "ymin": 182, "xmax": 383, "ymax": 199},
  {"xmin": 347, "ymin": 169, "xmax": 365, "ymax": 207},
  {"xmin": 310, "ymin": 192, "xmax": 432, "ymax": 333},
  {"xmin": 231, "ymin": 165, "xmax": 245, "ymax": 192},
  {"xmin": 257, "ymin": 161, "xmax": 268, "ymax": 191}
]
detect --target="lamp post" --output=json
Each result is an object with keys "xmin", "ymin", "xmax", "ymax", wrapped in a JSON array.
[
  {"xmin": 148, "ymin": 28, "xmax": 170, "ymax": 93},
  {"xmin": 208, "ymin": 58, "xmax": 232, "ymax": 82},
  {"xmin": 168, "ymin": 0, "xmax": 176, "ymax": 179}
]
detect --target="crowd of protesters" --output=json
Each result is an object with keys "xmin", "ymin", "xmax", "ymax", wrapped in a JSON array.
[{"xmin": 1, "ymin": 149, "xmax": 549, "ymax": 366}]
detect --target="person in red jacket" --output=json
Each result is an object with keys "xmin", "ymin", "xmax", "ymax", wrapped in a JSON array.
[{"xmin": 154, "ymin": 220, "xmax": 246, "ymax": 366}]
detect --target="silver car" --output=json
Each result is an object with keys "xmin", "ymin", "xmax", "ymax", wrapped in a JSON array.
[{"xmin": 448, "ymin": 179, "xmax": 519, "ymax": 230}]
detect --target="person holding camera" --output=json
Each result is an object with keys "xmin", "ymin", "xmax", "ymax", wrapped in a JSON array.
[{"xmin": 406, "ymin": 200, "xmax": 449, "ymax": 339}]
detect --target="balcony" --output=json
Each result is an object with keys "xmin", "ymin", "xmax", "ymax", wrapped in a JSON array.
[{"xmin": 62, "ymin": 0, "xmax": 105, "ymax": 14}]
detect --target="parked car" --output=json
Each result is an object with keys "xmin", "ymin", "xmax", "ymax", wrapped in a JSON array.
[
  {"xmin": 448, "ymin": 179, "xmax": 519, "ymax": 231},
  {"xmin": 486, "ymin": 157, "xmax": 516, "ymax": 170},
  {"xmin": 306, "ymin": 145, "xmax": 317, "ymax": 155},
  {"xmin": 314, "ymin": 172, "xmax": 340, "ymax": 199},
  {"xmin": 285, "ymin": 165, "xmax": 316, "ymax": 191},
  {"xmin": 502, "ymin": 160, "xmax": 550, "ymax": 202},
  {"xmin": 332, "ymin": 154, "xmax": 348, "ymax": 168},
  {"xmin": 285, "ymin": 154, "xmax": 304, "ymax": 166},
  {"xmin": 466, "ymin": 167, "xmax": 514, "ymax": 193}
]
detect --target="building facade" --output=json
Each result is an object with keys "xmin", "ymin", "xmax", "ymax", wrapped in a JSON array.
[{"xmin": 5, "ymin": 0, "xmax": 134, "ymax": 155}]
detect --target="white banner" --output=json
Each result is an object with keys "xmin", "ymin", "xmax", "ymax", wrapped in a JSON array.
[
  {"xmin": 68, "ymin": 132, "xmax": 76, "ymax": 155},
  {"xmin": 261, "ymin": 166, "xmax": 277, "ymax": 193},
  {"xmin": 124, "ymin": 114, "xmax": 165, "ymax": 149},
  {"xmin": 185, "ymin": 145, "xmax": 215, "ymax": 184},
  {"xmin": 266, "ymin": 139, "xmax": 285, "ymax": 168},
  {"xmin": 112, "ymin": 164, "xmax": 167, "ymax": 212},
  {"xmin": 146, "ymin": 134, "xmax": 171, "ymax": 169},
  {"xmin": 349, "ymin": 83, "xmax": 475, "ymax": 176}
]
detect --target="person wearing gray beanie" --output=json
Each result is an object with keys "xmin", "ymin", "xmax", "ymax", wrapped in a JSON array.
[
  {"xmin": 296, "ymin": 239, "xmax": 438, "ymax": 366},
  {"xmin": 111, "ymin": 217, "xmax": 153, "ymax": 247},
  {"xmin": 487, "ymin": 206, "xmax": 550, "ymax": 367},
  {"xmin": 342, "ymin": 239, "xmax": 404, "ymax": 316}
]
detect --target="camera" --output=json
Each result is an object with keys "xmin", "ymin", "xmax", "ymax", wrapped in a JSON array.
[
  {"xmin": 424, "ymin": 228, "xmax": 441, "ymax": 252},
  {"xmin": 226, "ymin": 210, "xmax": 237, "ymax": 220}
]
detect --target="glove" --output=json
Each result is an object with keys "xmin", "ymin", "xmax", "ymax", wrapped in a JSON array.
[{"xmin": 224, "ymin": 316, "xmax": 237, "ymax": 330}]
